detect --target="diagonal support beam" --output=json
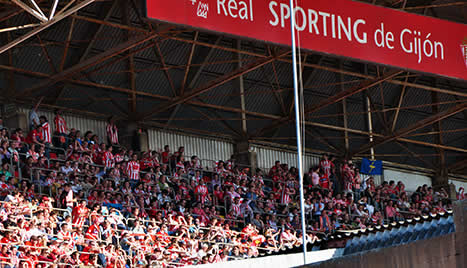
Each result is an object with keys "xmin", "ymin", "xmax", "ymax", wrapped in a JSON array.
[
  {"xmin": 79, "ymin": 1, "xmax": 118, "ymax": 63},
  {"xmin": 253, "ymin": 69, "xmax": 403, "ymax": 137},
  {"xmin": 0, "ymin": 0, "xmax": 97, "ymax": 54},
  {"xmin": 448, "ymin": 158, "xmax": 467, "ymax": 172},
  {"xmin": 190, "ymin": 105, "xmax": 242, "ymax": 137},
  {"xmin": 305, "ymin": 69, "xmax": 403, "ymax": 116},
  {"xmin": 391, "ymin": 72, "xmax": 411, "ymax": 131},
  {"xmin": 165, "ymin": 35, "xmax": 221, "ymax": 126},
  {"xmin": 305, "ymin": 128, "xmax": 343, "ymax": 154},
  {"xmin": 138, "ymin": 50, "xmax": 290, "ymax": 120},
  {"xmin": 68, "ymin": 15, "xmax": 467, "ymax": 98},
  {"xmin": 4, "ymin": 65, "xmax": 467, "ymax": 155},
  {"xmin": 351, "ymin": 102, "xmax": 467, "ymax": 156},
  {"xmin": 17, "ymin": 30, "xmax": 167, "ymax": 97},
  {"xmin": 11, "ymin": 0, "xmax": 47, "ymax": 22},
  {"xmin": 180, "ymin": 31, "xmax": 198, "ymax": 96}
]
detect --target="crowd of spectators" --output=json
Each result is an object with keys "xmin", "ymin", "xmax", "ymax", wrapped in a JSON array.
[{"xmin": 0, "ymin": 108, "xmax": 463, "ymax": 267}]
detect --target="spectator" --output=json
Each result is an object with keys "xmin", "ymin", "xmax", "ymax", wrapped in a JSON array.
[
  {"xmin": 29, "ymin": 97, "xmax": 43, "ymax": 131},
  {"xmin": 106, "ymin": 117, "xmax": 119, "ymax": 146}
]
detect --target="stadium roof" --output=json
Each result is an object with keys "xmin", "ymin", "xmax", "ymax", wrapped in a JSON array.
[{"xmin": 0, "ymin": 0, "xmax": 466, "ymax": 177}]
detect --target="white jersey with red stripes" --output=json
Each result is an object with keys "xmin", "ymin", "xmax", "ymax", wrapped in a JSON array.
[
  {"xmin": 281, "ymin": 187, "xmax": 293, "ymax": 204},
  {"xmin": 72, "ymin": 206, "xmax": 88, "ymax": 228},
  {"xmin": 54, "ymin": 115, "xmax": 67, "ymax": 134},
  {"xmin": 114, "ymin": 154, "xmax": 124, "ymax": 163},
  {"xmin": 106, "ymin": 123, "xmax": 119, "ymax": 144},
  {"xmin": 195, "ymin": 185, "xmax": 209, "ymax": 203},
  {"xmin": 319, "ymin": 160, "xmax": 332, "ymax": 177},
  {"xmin": 103, "ymin": 151, "xmax": 114, "ymax": 169},
  {"xmin": 231, "ymin": 202, "xmax": 242, "ymax": 217},
  {"xmin": 42, "ymin": 122, "xmax": 51, "ymax": 143},
  {"xmin": 126, "ymin": 161, "xmax": 140, "ymax": 180}
]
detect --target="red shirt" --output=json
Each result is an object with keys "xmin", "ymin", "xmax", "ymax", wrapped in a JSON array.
[
  {"xmin": 320, "ymin": 174, "xmax": 330, "ymax": 189},
  {"xmin": 26, "ymin": 129, "xmax": 43, "ymax": 144},
  {"xmin": 161, "ymin": 151, "xmax": 170, "ymax": 164},
  {"xmin": 140, "ymin": 157, "xmax": 153, "ymax": 170}
]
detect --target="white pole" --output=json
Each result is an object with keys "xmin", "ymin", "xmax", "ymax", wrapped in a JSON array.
[
  {"xmin": 289, "ymin": 0, "xmax": 307, "ymax": 264},
  {"xmin": 367, "ymin": 96, "xmax": 375, "ymax": 160}
]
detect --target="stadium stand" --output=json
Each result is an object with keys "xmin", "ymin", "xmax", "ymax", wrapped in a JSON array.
[{"xmin": 0, "ymin": 111, "xmax": 464, "ymax": 267}]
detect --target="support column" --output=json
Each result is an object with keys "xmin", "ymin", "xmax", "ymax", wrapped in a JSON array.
[
  {"xmin": 116, "ymin": 120, "xmax": 141, "ymax": 151},
  {"xmin": 338, "ymin": 63, "xmax": 349, "ymax": 154},
  {"xmin": 233, "ymin": 140, "xmax": 257, "ymax": 175},
  {"xmin": 5, "ymin": 105, "xmax": 27, "ymax": 131},
  {"xmin": 366, "ymin": 96, "xmax": 375, "ymax": 160},
  {"xmin": 237, "ymin": 40, "xmax": 247, "ymax": 135},
  {"xmin": 453, "ymin": 199, "xmax": 467, "ymax": 268},
  {"xmin": 432, "ymin": 171, "xmax": 456, "ymax": 200}
]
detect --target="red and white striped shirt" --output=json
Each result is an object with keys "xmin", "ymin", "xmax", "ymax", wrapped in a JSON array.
[
  {"xmin": 126, "ymin": 161, "xmax": 140, "ymax": 180},
  {"xmin": 106, "ymin": 123, "xmax": 118, "ymax": 144},
  {"xmin": 54, "ymin": 115, "xmax": 67, "ymax": 134},
  {"xmin": 72, "ymin": 206, "xmax": 88, "ymax": 228},
  {"xmin": 319, "ymin": 160, "xmax": 332, "ymax": 177},
  {"xmin": 42, "ymin": 122, "xmax": 51, "ymax": 143},
  {"xmin": 231, "ymin": 202, "xmax": 242, "ymax": 217},
  {"xmin": 281, "ymin": 187, "xmax": 294, "ymax": 204},
  {"xmin": 195, "ymin": 185, "xmax": 208, "ymax": 203},
  {"xmin": 103, "ymin": 151, "xmax": 114, "ymax": 169},
  {"xmin": 114, "ymin": 154, "xmax": 124, "ymax": 163}
]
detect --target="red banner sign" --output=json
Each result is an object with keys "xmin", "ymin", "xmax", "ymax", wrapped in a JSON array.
[{"xmin": 146, "ymin": 0, "xmax": 467, "ymax": 80}]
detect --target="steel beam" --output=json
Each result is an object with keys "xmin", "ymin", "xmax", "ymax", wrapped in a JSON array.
[
  {"xmin": 0, "ymin": 0, "xmax": 45, "ymax": 24},
  {"xmin": 122, "ymin": 0, "xmax": 137, "ymax": 115},
  {"xmin": 165, "ymin": 35, "xmax": 221, "ymax": 127},
  {"xmin": 59, "ymin": 17, "xmax": 75, "ymax": 71},
  {"xmin": 395, "ymin": 141, "xmax": 434, "ymax": 168},
  {"xmin": 391, "ymin": 72, "xmax": 410, "ymax": 131},
  {"xmin": 253, "ymin": 69, "xmax": 403, "ymax": 137},
  {"xmin": 70, "ymin": 15, "xmax": 467, "ymax": 98},
  {"xmin": 338, "ymin": 63, "xmax": 349, "ymax": 152},
  {"xmin": 3, "ymin": 64, "xmax": 467, "ymax": 154},
  {"xmin": 11, "ymin": 0, "xmax": 47, "ymax": 22},
  {"xmin": 18, "ymin": 30, "xmax": 166, "ymax": 97},
  {"xmin": 351, "ymin": 102, "xmax": 467, "ymax": 156},
  {"xmin": 305, "ymin": 70, "xmax": 403, "ymax": 116},
  {"xmin": 449, "ymin": 158, "xmax": 467, "ymax": 172},
  {"xmin": 79, "ymin": 1, "xmax": 118, "ymax": 63},
  {"xmin": 238, "ymin": 40, "xmax": 248, "ymax": 134},
  {"xmin": 0, "ymin": 0, "xmax": 97, "ymax": 54},
  {"xmin": 138, "ymin": 50, "xmax": 290, "ymax": 120},
  {"xmin": 180, "ymin": 31, "xmax": 198, "ymax": 95},
  {"xmin": 431, "ymin": 89, "xmax": 446, "ymax": 171},
  {"xmin": 190, "ymin": 105, "xmax": 242, "ymax": 137}
]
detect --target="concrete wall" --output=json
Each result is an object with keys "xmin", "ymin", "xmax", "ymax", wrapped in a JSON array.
[
  {"xmin": 193, "ymin": 249, "xmax": 340, "ymax": 268},
  {"xmin": 383, "ymin": 168, "xmax": 432, "ymax": 192},
  {"xmin": 453, "ymin": 200, "xmax": 466, "ymax": 268},
  {"xmin": 303, "ymin": 234, "xmax": 457, "ymax": 268},
  {"xmin": 302, "ymin": 200, "xmax": 467, "ymax": 268}
]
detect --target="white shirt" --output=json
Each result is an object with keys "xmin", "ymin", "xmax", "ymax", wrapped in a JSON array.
[
  {"xmin": 29, "ymin": 110, "xmax": 40, "ymax": 129},
  {"xmin": 61, "ymin": 166, "xmax": 73, "ymax": 175}
]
